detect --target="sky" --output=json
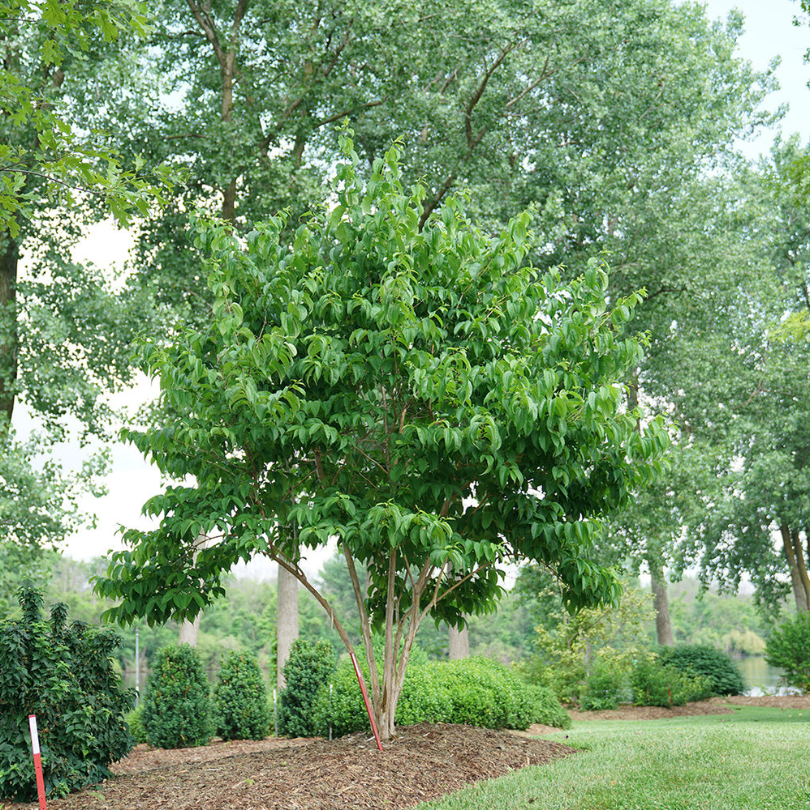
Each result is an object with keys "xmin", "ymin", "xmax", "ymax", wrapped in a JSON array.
[{"xmin": 15, "ymin": 0, "xmax": 810, "ymax": 581}]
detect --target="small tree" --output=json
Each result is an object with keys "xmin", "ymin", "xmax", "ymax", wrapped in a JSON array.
[
  {"xmin": 0, "ymin": 586, "xmax": 134, "ymax": 802},
  {"xmin": 141, "ymin": 644, "xmax": 215, "ymax": 749},
  {"xmin": 766, "ymin": 612, "xmax": 810, "ymax": 693},
  {"xmin": 96, "ymin": 130, "xmax": 669, "ymax": 739},
  {"xmin": 213, "ymin": 650, "xmax": 271, "ymax": 741}
]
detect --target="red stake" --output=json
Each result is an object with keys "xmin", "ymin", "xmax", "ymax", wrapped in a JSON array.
[
  {"xmin": 349, "ymin": 651, "xmax": 384, "ymax": 751},
  {"xmin": 28, "ymin": 715, "xmax": 47, "ymax": 810}
]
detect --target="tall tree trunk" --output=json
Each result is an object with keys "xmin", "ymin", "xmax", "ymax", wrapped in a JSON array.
[
  {"xmin": 276, "ymin": 561, "xmax": 299, "ymax": 689},
  {"xmin": 185, "ymin": 0, "xmax": 246, "ymax": 224},
  {"xmin": 177, "ymin": 613, "xmax": 201, "ymax": 646},
  {"xmin": 650, "ymin": 566, "xmax": 674, "ymax": 646},
  {"xmin": 783, "ymin": 524, "xmax": 810, "ymax": 612},
  {"xmin": 448, "ymin": 623, "xmax": 470, "ymax": 659},
  {"xmin": 0, "ymin": 232, "xmax": 19, "ymax": 427},
  {"xmin": 178, "ymin": 533, "xmax": 208, "ymax": 645}
]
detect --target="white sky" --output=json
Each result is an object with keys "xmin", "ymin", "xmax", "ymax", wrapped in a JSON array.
[{"xmin": 14, "ymin": 0, "xmax": 810, "ymax": 580}]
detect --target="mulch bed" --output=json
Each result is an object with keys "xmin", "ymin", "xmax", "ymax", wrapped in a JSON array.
[
  {"xmin": 2, "ymin": 724, "xmax": 577, "ymax": 810},
  {"xmin": 4, "ymin": 696, "xmax": 807, "ymax": 810}
]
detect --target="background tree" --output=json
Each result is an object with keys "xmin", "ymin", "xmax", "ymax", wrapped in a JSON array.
[
  {"xmin": 80, "ymin": 0, "xmax": 773, "ymax": 641},
  {"xmin": 0, "ymin": 0, "xmax": 176, "ymax": 559},
  {"xmin": 95, "ymin": 137, "xmax": 668, "ymax": 739}
]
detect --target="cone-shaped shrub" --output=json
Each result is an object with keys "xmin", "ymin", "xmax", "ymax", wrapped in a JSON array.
[
  {"xmin": 278, "ymin": 639, "xmax": 336, "ymax": 737},
  {"xmin": 141, "ymin": 643, "xmax": 215, "ymax": 749},
  {"xmin": 213, "ymin": 650, "xmax": 270, "ymax": 741}
]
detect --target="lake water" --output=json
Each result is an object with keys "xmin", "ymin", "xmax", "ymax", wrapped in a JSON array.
[{"xmin": 737, "ymin": 656, "xmax": 799, "ymax": 695}]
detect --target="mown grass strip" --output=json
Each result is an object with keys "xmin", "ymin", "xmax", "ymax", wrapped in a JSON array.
[{"xmin": 417, "ymin": 707, "xmax": 810, "ymax": 810}]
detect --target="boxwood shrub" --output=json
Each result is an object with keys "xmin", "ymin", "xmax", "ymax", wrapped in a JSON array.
[
  {"xmin": 278, "ymin": 639, "xmax": 336, "ymax": 737},
  {"xmin": 313, "ymin": 653, "xmax": 571, "ymax": 737},
  {"xmin": 141, "ymin": 643, "xmax": 215, "ymax": 749},
  {"xmin": 658, "ymin": 645, "xmax": 745, "ymax": 696},
  {"xmin": 213, "ymin": 650, "xmax": 271, "ymax": 741}
]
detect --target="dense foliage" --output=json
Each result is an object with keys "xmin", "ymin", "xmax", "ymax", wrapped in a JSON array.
[
  {"xmin": 658, "ymin": 645, "xmax": 746, "ymax": 697},
  {"xmin": 518, "ymin": 575, "xmax": 656, "ymax": 704},
  {"xmin": 314, "ymin": 654, "xmax": 571, "ymax": 737},
  {"xmin": 140, "ymin": 644, "xmax": 215, "ymax": 749},
  {"xmin": 278, "ymin": 640, "xmax": 337, "ymax": 738},
  {"xmin": 213, "ymin": 650, "xmax": 271, "ymax": 741},
  {"xmin": 765, "ymin": 613, "xmax": 810, "ymax": 693},
  {"xmin": 95, "ymin": 132, "xmax": 667, "ymax": 737},
  {"xmin": 630, "ymin": 659, "xmax": 713, "ymax": 708},
  {"xmin": 0, "ymin": 587, "xmax": 133, "ymax": 802}
]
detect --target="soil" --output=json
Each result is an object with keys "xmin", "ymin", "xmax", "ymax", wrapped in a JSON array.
[{"xmin": 3, "ymin": 695, "xmax": 807, "ymax": 810}]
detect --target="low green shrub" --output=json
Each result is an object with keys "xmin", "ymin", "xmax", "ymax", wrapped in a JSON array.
[
  {"xmin": 278, "ymin": 639, "xmax": 336, "ymax": 737},
  {"xmin": 394, "ymin": 660, "xmax": 451, "ymax": 726},
  {"xmin": 141, "ymin": 643, "xmax": 215, "ymax": 749},
  {"xmin": 765, "ymin": 612, "xmax": 810, "ymax": 693},
  {"xmin": 524, "ymin": 684, "xmax": 572, "ymax": 729},
  {"xmin": 213, "ymin": 650, "xmax": 271, "ymax": 741},
  {"xmin": 580, "ymin": 663, "xmax": 626, "ymax": 711},
  {"xmin": 630, "ymin": 658, "xmax": 712, "ymax": 707},
  {"xmin": 313, "ymin": 654, "xmax": 571, "ymax": 737},
  {"xmin": 0, "ymin": 587, "xmax": 134, "ymax": 802},
  {"xmin": 658, "ymin": 645, "xmax": 745, "ymax": 696},
  {"xmin": 312, "ymin": 654, "xmax": 368, "ymax": 738}
]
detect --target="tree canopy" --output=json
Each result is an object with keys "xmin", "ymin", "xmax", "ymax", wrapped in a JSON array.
[{"xmin": 95, "ymin": 133, "xmax": 668, "ymax": 736}]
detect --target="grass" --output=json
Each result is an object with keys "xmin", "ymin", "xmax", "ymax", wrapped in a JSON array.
[{"xmin": 416, "ymin": 706, "xmax": 810, "ymax": 810}]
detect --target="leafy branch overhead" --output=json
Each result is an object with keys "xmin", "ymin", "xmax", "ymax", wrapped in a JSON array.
[
  {"xmin": 0, "ymin": 0, "xmax": 179, "ymax": 234},
  {"xmin": 95, "ymin": 130, "xmax": 669, "ymax": 738}
]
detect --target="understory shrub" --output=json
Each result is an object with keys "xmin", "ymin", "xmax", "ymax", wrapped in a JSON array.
[
  {"xmin": 213, "ymin": 650, "xmax": 271, "ymax": 741},
  {"xmin": 522, "ymin": 584, "xmax": 655, "ymax": 705},
  {"xmin": 630, "ymin": 658, "xmax": 712, "ymax": 707},
  {"xmin": 313, "ymin": 654, "xmax": 571, "ymax": 737},
  {"xmin": 278, "ymin": 639, "xmax": 336, "ymax": 737},
  {"xmin": 141, "ymin": 644, "xmax": 215, "ymax": 749},
  {"xmin": 0, "ymin": 587, "xmax": 134, "ymax": 802},
  {"xmin": 765, "ymin": 612, "xmax": 810, "ymax": 693},
  {"xmin": 524, "ymin": 685, "xmax": 573, "ymax": 729},
  {"xmin": 658, "ymin": 644, "xmax": 745, "ymax": 696},
  {"xmin": 580, "ymin": 663, "xmax": 627, "ymax": 711}
]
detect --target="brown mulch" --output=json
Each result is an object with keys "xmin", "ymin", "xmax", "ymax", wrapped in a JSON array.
[{"xmin": 2, "ymin": 724, "xmax": 577, "ymax": 810}]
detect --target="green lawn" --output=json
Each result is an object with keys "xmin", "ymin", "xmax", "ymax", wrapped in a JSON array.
[{"xmin": 416, "ymin": 707, "xmax": 810, "ymax": 810}]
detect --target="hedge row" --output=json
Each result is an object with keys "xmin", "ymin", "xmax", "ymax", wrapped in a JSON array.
[{"xmin": 312, "ymin": 654, "xmax": 571, "ymax": 737}]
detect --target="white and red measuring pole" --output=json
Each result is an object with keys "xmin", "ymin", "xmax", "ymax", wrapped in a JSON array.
[{"xmin": 28, "ymin": 714, "xmax": 47, "ymax": 810}]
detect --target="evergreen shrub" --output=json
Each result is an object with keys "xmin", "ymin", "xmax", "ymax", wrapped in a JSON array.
[
  {"xmin": 0, "ymin": 587, "xmax": 134, "ymax": 802},
  {"xmin": 658, "ymin": 645, "xmax": 745, "ymax": 696},
  {"xmin": 765, "ymin": 612, "xmax": 810, "ymax": 693},
  {"xmin": 213, "ymin": 650, "xmax": 271, "ymax": 741},
  {"xmin": 278, "ymin": 639, "xmax": 336, "ymax": 737},
  {"xmin": 141, "ymin": 643, "xmax": 215, "ymax": 749},
  {"xmin": 314, "ymin": 654, "xmax": 571, "ymax": 737},
  {"xmin": 524, "ymin": 684, "xmax": 573, "ymax": 729}
]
